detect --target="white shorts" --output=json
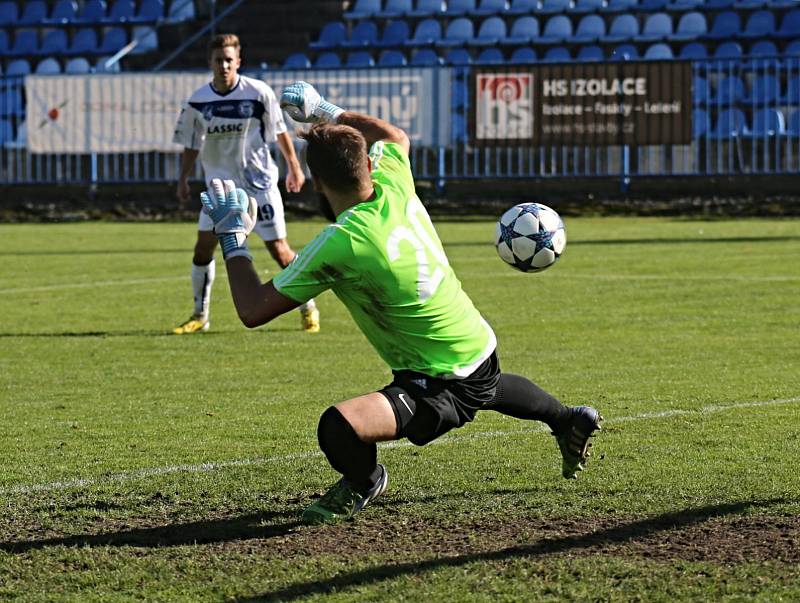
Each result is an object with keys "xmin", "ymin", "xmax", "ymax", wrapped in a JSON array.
[{"xmin": 197, "ymin": 184, "xmax": 287, "ymax": 241}]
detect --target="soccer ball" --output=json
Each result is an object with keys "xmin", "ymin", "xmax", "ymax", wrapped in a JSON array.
[{"xmin": 494, "ymin": 203, "xmax": 566, "ymax": 273}]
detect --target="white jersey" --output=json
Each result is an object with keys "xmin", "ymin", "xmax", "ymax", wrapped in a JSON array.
[{"xmin": 173, "ymin": 75, "xmax": 287, "ymax": 193}]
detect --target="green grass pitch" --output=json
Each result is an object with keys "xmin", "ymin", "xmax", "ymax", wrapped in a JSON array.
[{"xmin": 0, "ymin": 216, "xmax": 798, "ymax": 601}]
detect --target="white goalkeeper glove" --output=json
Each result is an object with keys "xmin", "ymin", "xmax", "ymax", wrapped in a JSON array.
[
  {"xmin": 280, "ymin": 81, "xmax": 344, "ymax": 124},
  {"xmin": 199, "ymin": 178, "xmax": 257, "ymax": 261}
]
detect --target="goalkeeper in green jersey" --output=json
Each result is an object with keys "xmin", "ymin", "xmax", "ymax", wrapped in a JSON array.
[{"xmin": 199, "ymin": 81, "xmax": 602, "ymax": 525}]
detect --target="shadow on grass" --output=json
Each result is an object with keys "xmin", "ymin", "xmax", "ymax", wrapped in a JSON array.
[
  {"xmin": 0, "ymin": 509, "xmax": 303, "ymax": 553},
  {"xmin": 236, "ymin": 499, "xmax": 786, "ymax": 602}
]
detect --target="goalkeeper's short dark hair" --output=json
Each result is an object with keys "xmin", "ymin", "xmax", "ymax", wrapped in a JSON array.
[{"xmin": 300, "ymin": 124, "xmax": 370, "ymax": 193}]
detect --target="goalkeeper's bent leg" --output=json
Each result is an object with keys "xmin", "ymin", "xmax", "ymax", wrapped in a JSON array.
[
  {"xmin": 317, "ymin": 406, "xmax": 383, "ymax": 495},
  {"xmin": 488, "ymin": 373, "xmax": 571, "ymax": 433}
]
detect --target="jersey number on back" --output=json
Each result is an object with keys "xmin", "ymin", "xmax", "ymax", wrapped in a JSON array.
[{"xmin": 387, "ymin": 196, "xmax": 449, "ymax": 301}]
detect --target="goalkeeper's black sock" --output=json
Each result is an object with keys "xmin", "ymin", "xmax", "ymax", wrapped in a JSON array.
[
  {"xmin": 489, "ymin": 373, "xmax": 572, "ymax": 434},
  {"xmin": 317, "ymin": 406, "xmax": 383, "ymax": 495}
]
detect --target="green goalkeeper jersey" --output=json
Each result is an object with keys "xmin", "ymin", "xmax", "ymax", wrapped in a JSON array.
[{"xmin": 273, "ymin": 141, "xmax": 496, "ymax": 378}]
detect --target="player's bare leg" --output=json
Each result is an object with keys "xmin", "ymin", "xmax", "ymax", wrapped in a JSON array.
[
  {"xmin": 302, "ymin": 393, "xmax": 396, "ymax": 524},
  {"xmin": 173, "ymin": 231, "xmax": 217, "ymax": 334},
  {"xmin": 264, "ymin": 238, "xmax": 320, "ymax": 333}
]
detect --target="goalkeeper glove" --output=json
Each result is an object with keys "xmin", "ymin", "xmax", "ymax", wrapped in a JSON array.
[
  {"xmin": 199, "ymin": 178, "xmax": 257, "ymax": 261},
  {"xmin": 280, "ymin": 81, "xmax": 344, "ymax": 124}
]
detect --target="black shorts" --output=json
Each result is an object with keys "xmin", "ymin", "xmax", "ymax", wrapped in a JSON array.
[{"xmin": 379, "ymin": 351, "xmax": 501, "ymax": 446}]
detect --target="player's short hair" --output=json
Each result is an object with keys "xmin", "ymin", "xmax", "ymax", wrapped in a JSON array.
[
  {"xmin": 300, "ymin": 124, "xmax": 370, "ymax": 192},
  {"xmin": 208, "ymin": 33, "xmax": 240, "ymax": 58}
]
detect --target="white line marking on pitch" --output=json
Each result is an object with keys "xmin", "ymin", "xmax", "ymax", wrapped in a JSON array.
[
  {"xmin": 0, "ymin": 276, "xmax": 183, "ymax": 295},
  {"xmin": 2, "ymin": 396, "xmax": 798, "ymax": 496}
]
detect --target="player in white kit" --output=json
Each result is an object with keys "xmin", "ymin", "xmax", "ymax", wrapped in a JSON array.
[{"xmin": 171, "ymin": 33, "xmax": 319, "ymax": 334}]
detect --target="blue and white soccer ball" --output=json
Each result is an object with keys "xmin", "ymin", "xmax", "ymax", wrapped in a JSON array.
[{"xmin": 495, "ymin": 203, "xmax": 566, "ymax": 273}]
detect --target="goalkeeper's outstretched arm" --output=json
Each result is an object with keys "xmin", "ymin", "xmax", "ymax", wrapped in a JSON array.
[
  {"xmin": 226, "ymin": 258, "xmax": 299, "ymax": 328},
  {"xmin": 336, "ymin": 112, "xmax": 410, "ymax": 155}
]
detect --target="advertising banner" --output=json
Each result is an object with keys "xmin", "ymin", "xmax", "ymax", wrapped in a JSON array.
[
  {"xmin": 25, "ymin": 68, "xmax": 450, "ymax": 154},
  {"xmin": 473, "ymin": 61, "xmax": 693, "ymax": 146}
]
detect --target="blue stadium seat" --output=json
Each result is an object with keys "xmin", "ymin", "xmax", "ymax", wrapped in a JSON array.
[
  {"xmin": 475, "ymin": 47, "xmax": 504, "ymax": 64},
  {"xmin": 95, "ymin": 55, "xmax": 121, "ymax": 71},
  {"xmin": 378, "ymin": 49, "xmax": 407, "ymax": 65},
  {"xmin": 783, "ymin": 75, "xmax": 800, "ymax": 103},
  {"xmin": 785, "ymin": 111, "xmax": 800, "ymax": 137},
  {"xmin": 435, "ymin": 17, "xmax": 473, "ymax": 47},
  {"xmin": 166, "ymin": 0, "xmax": 195, "ymax": 23},
  {"xmin": 775, "ymin": 10, "xmax": 800, "ymax": 39},
  {"xmin": 712, "ymin": 40, "xmax": 743, "ymax": 62},
  {"xmin": 644, "ymin": 42, "xmax": 674, "ymax": 59},
  {"xmin": 505, "ymin": 0, "xmax": 538, "ymax": 15},
  {"xmin": 45, "ymin": 0, "xmax": 78, "ymax": 24},
  {"xmin": 39, "ymin": 30, "xmax": 69, "ymax": 56},
  {"xmin": 68, "ymin": 28, "xmax": 99, "ymax": 55},
  {"xmin": 704, "ymin": 0, "xmax": 734, "ymax": 8},
  {"xmin": 376, "ymin": 20, "xmax": 410, "ymax": 47},
  {"xmin": 543, "ymin": 46, "xmax": 571, "ymax": 61},
  {"xmin": 679, "ymin": 41, "xmax": 707, "ymax": 59},
  {"xmin": 5, "ymin": 59, "xmax": 31, "ymax": 76},
  {"xmin": 611, "ymin": 43, "xmax": 639, "ymax": 60},
  {"xmin": 19, "ymin": 1, "xmax": 49, "ymax": 26},
  {"xmin": 635, "ymin": 13, "xmax": 672, "ymax": 42},
  {"xmin": 340, "ymin": 21, "xmax": 379, "ymax": 48},
  {"xmin": 75, "ymin": 0, "xmax": 107, "ymax": 24},
  {"xmin": 538, "ymin": 0, "xmax": 571, "ymax": 14},
  {"xmin": 103, "ymin": 0, "xmax": 136, "ymax": 23},
  {"xmin": 601, "ymin": 0, "xmax": 638, "ymax": 13},
  {"xmin": 375, "ymin": 0, "xmax": 412, "ymax": 18},
  {"xmin": 693, "ymin": 108, "xmax": 709, "ymax": 137},
  {"xmin": 744, "ymin": 108, "xmax": 785, "ymax": 137},
  {"xmin": 444, "ymin": 47, "xmax": 473, "ymax": 64},
  {"xmin": 713, "ymin": 75, "xmax": 746, "ymax": 105},
  {"xmin": 692, "ymin": 76, "xmax": 710, "ymax": 104},
  {"xmin": 410, "ymin": 48, "xmax": 443, "ymax": 64},
  {"xmin": 0, "ymin": 86, "xmax": 23, "ymax": 118},
  {"xmin": 538, "ymin": 15, "xmax": 572, "ymax": 44},
  {"xmin": 407, "ymin": 0, "xmax": 443, "ymax": 18},
  {"xmin": 314, "ymin": 52, "xmax": 342, "ymax": 68},
  {"xmin": 283, "ymin": 52, "xmax": 311, "ymax": 69},
  {"xmin": 405, "ymin": 18, "xmax": 442, "ymax": 46},
  {"xmin": 131, "ymin": 0, "xmax": 165, "ymax": 23},
  {"xmin": 35, "ymin": 57, "xmax": 62, "ymax": 74},
  {"xmin": 509, "ymin": 46, "xmax": 537, "ymax": 62},
  {"xmin": 344, "ymin": 0, "xmax": 381, "ymax": 20},
  {"xmin": 668, "ymin": 11, "xmax": 706, "ymax": 41},
  {"xmin": 743, "ymin": 74, "xmax": 781, "ymax": 105},
  {"xmin": 99, "ymin": 27, "xmax": 127, "ymax": 54},
  {"xmin": 0, "ymin": 117, "xmax": 13, "ymax": 145},
  {"xmin": 742, "ymin": 40, "xmax": 779, "ymax": 67},
  {"xmin": 638, "ymin": 0, "xmax": 667, "ymax": 10},
  {"xmin": 469, "ymin": 16, "xmax": 506, "ymax": 46},
  {"xmin": 444, "ymin": 0, "xmax": 476, "ymax": 17},
  {"xmin": 783, "ymin": 39, "xmax": 800, "ymax": 58},
  {"xmin": 704, "ymin": 11, "xmax": 740, "ymax": 40},
  {"xmin": 0, "ymin": 1, "xmax": 19, "ymax": 26},
  {"xmin": 769, "ymin": 0, "xmax": 797, "ymax": 7},
  {"xmin": 666, "ymin": 0, "xmax": 701, "ymax": 11},
  {"xmin": 346, "ymin": 51, "xmax": 375, "ymax": 66},
  {"xmin": 709, "ymin": 108, "xmax": 747, "ymax": 138},
  {"xmin": 310, "ymin": 22, "xmax": 346, "ymax": 50},
  {"xmin": 501, "ymin": 16, "xmax": 539, "ymax": 45},
  {"xmin": 577, "ymin": 45, "xmax": 605, "ymax": 60},
  {"xmin": 0, "ymin": 30, "xmax": 8, "ymax": 54},
  {"xmin": 9, "ymin": 30, "xmax": 39, "ymax": 57},
  {"xmin": 129, "ymin": 25, "xmax": 157, "ymax": 54},
  {"xmin": 569, "ymin": 0, "xmax": 604, "ymax": 13},
  {"xmin": 738, "ymin": 10, "xmax": 775, "ymax": 39},
  {"xmin": 470, "ymin": 0, "xmax": 507, "ymax": 16},
  {"xmin": 602, "ymin": 14, "xmax": 638, "ymax": 42},
  {"xmin": 733, "ymin": 0, "xmax": 766, "ymax": 8},
  {"xmin": 65, "ymin": 56, "xmax": 92, "ymax": 73},
  {"xmin": 571, "ymin": 14, "xmax": 605, "ymax": 43}
]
